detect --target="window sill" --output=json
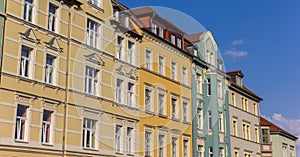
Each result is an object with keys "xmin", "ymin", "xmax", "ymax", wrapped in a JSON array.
[
  {"xmin": 41, "ymin": 142, "xmax": 54, "ymax": 146},
  {"xmin": 115, "ymin": 151, "xmax": 123, "ymax": 155},
  {"xmin": 88, "ymin": 2, "xmax": 104, "ymax": 13},
  {"xmin": 84, "ymin": 93, "xmax": 99, "ymax": 99},
  {"xmin": 127, "ymin": 153, "xmax": 134, "ymax": 156},
  {"xmin": 183, "ymin": 121, "xmax": 191, "ymax": 125},
  {"xmin": 145, "ymin": 110, "xmax": 155, "ymax": 115},
  {"xmin": 172, "ymin": 118, "xmax": 180, "ymax": 122},
  {"xmin": 15, "ymin": 139, "xmax": 29, "ymax": 143},
  {"xmin": 158, "ymin": 114, "xmax": 168, "ymax": 118},
  {"xmin": 82, "ymin": 147, "xmax": 98, "ymax": 151}
]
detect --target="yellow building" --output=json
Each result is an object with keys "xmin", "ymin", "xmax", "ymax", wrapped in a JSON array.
[{"xmin": 0, "ymin": 0, "xmax": 193, "ymax": 157}]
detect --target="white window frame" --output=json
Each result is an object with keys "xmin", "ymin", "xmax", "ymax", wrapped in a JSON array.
[
  {"xmin": 126, "ymin": 127, "xmax": 134, "ymax": 154},
  {"xmin": 158, "ymin": 132, "xmax": 166, "ymax": 157},
  {"xmin": 45, "ymin": 54, "xmax": 56, "ymax": 84},
  {"xmin": 127, "ymin": 82, "xmax": 135, "ymax": 107},
  {"xmin": 217, "ymin": 80, "xmax": 223, "ymax": 99},
  {"xmin": 171, "ymin": 35, "xmax": 176, "ymax": 45},
  {"xmin": 209, "ymin": 147, "xmax": 213, "ymax": 157},
  {"xmin": 171, "ymin": 96, "xmax": 178, "ymax": 120},
  {"xmin": 197, "ymin": 107, "xmax": 203, "ymax": 130},
  {"xmin": 85, "ymin": 66, "xmax": 98, "ymax": 95},
  {"xmin": 116, "ymin": 36, "xmax": 124, "ymax": 60},
  {"xmin": 177, "ymin": 38, "xmax": 182, "ymax": 48},
  {"xmin": 233, "ymin": 118, "xmax": 238, "ymax": 136},
  {"xmin": 82, "ymin": 118, "xmax": 98, "ymax": 149},
  {"xmin": 158, "ymin": 89, "xmax": 166, "ymax": 116},
  {"xmin": 158, "ymin": 55, "xmax": 164, "ymax": 75},
  {"xmin": 182, "ymin": 66, "xmax": 187, "ymax": 85},
  {"xmin": 196, "ymin": 73, "xmax": 202, "ymax": 94},
  {"xmin": 23, "ymin": 0, "xmax": 34, "ymax": 22},
  {"xmin": 146, "ymin": 49, "xmax": 151, "ymax": 70},
  {"xmin": 115, "ymin": 125, "xmax": 122, "ymax": 153},
  {"xmin": 128, "ymin": 40, "xmax": 135, "ymax": 65},
  {"xmin": 116, "ymin": 78, "xmax": 124, "ymax": 104},
  {"xmin": 20, "ymin": 45, "xmax": 32, "ymax": 78},
  {"xmin": 145, "ymin": 128, "xmax": 153, "ymax": 157},
  {"xmin": 15, "ymin": 104, "xmax": 30, "ymax": 142},
  {"xmin": 48, "ymin": 3, "xmax": 58, "ymax": 32},
  {"xmin": 88, "ymin": 0, "xmax": 102, "ymax": 8},
  {"xmin": 197, "ymin": 145, "xmax": 204, "ymax": 157},
  {"xmin": 219, "ymin": 148, "xmax": 224, "ymax": 157},
  {"xmin": 171, "ymin": 61, "xmax": 177, "ymax": 80},
  {"xmin": 159, "ymin": 27, "xmax": 164, "ymax": 38},
  {"xmin": 144, "ymin": 85, "xmax": 154, "ymax": 112},
  {"xmin": 208, "ymin": 111, "xmax": 212, "ymax": 130},
  {"xmin": 171, "ymin": 136, "xmax": 178, "ymax": 157},
  {"xmin": 182, "ymin": 100, "xmax": 189, "ymax": 122},
  {"xmin": 87, "ymin": 18, "xmax": 99, "ymax": 48},
  {"xmin": 41, "ymin": 109, "xmax": 54, "ymax": 145},
  {"xmin": 219, "ymin": 112, "xmax": 224, "ymax": 132},
  {"xmin": 183, "ymin": 138, "xmax": 189, "ymax": 157}
]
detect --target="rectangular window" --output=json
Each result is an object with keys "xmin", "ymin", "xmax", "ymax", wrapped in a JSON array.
[
  {"xmin": 290, "ymin": 146, "xmax": 295, "ymax": 157},
  {"xmin": 115, "ymin": 125, "xmax": 122, "ymax": 153},
  {"xmin": 242, "ymin": 97, "xmax": 245, "ymax": 109},
  {"xmin": 159, "ymin": 55, "xmax": 164, "ymax": 75},
  {"xmin": 219, "ymin": 148, "xmax": 224, "ymax": 157},
  {"xmin": 234, "ymin": 150, "xmax": 239, "ymax": 157},
  {"xmin": 117, "ymin": 36, "xmax": 123, "ymax": 60},
  {"xmin": 87, "ymin": 19, "xmax": 99, "ymax": 48},
  {"xmin": 24, "ymin": 0, "xmax": 33, "ymax": 22},
  {"xmin": 231, "ymin": 93, "xmax": 236, "ymax": 106},
  {"xmin": 152, "ymin": 23, "xmax": 157, "ymax": 34},
  {"xmin": 82, "ymin": 118, "xmax": 97, "ymax": 149},
  {"xmin": 219, "ymin": 112, "xmax": 224, "ymax": 132},
  {"xmin": 197, "ymin": 145, "xmax": 203, "ymax": 157},
  {"xmin": 128, "ymin": 41, "xmax": 134, "ymax": 64},
  {"xmin": 253, "ymin": 103, "xmax": 258, "ymax": 115},
  {"xmin": 217, "ymin": 80, "xmax": 222, "ymax": 99},
  {"xmin": 243, "ymin": 123, "xmax": 250, "ymax": 140},
  {"xmin": 158, "ymin": 134, "xmax": 165, "ymax": 157},
  {"xmin": 182, "ymin": 67, "xmax": 187, "ymax": 84},
  {"xmin": 85, "ymin": 66, "xmax": 98, "ymax": 95},
  {"xmin": 20, "ymin": 46, "xmax": 31, "ymax": 78},
  {"xmin": 126, "ymin": 127, "xmax": 133, "ymax": 154},
  {"xmin": 208, "ymin": 111, "xmax": 212, "ymax": 130},
  {"xmin": 197, "ymin": 108, "xmax": 203, "ymax": 129},
  {"xmin": 145, "ymin": 131, "xmax": 152, "ymax": 157},
  {"xmin": 45, "ymin": 54, "xmax": 55, "ymax": 84},
  {"xmin": 88, "ymin": 0, "xmax": 101, "ymax": 7},
  {"xmin": 183, "ymin": 101, "xmax": 188, "ymax": 122},
  {"xmin": 233, "ymin": 119, "xmax": 237, "ymax": 136},
  {"xmin": 124, "ymin": 15, "xmax": 129, "ymax": 28},
  {"xmin": 171, "ymin": 35, "xmax": 176, "ymax": 44},
  {"xmin": 196, "ymin": 74, "xmax": 202, "ymax": 94},
  {"xmin": 177, "ymin": 38, "xmax": 182, "ymax": 48},
  {"xmin": 255, "ymin": 127, "xmax": 259, "ymax": 142},
  {"xmin": 207, "ymin": 78, "xmax": 211, "ymax": 96},
  {"xmin": 159, "ymin": 27, "xmax": 164, "ymax": 38},
  {"xmin": 282, "ymin": 143, "xmax": 288, "ymax": 157},
  {"xmin": 172, "ymin": 137, "xmax": 177, "ymax": 157},
  {"xmin": 15, "ymin": 105, "xmax": 29, "ymax": 141},
  {"xmin": 48, "ymin": 4, "xmax": 57, "ymax": 32},
  {"xmin": 158, "ymin": 91, "xmax": 166, "ymax": 116},
  {"xmin": 146, "ymin": 49, "xmax": 151, "ymax": 69},
  {"xmin": 127, "ymin": 83, "xmax": 134, "ymax": 106},
  {"xmin": 41, "ymin": 110, "xmax": 53, "ymax": 144},
  {"xmin": 145, "ymin": 87, "xmax": 153, "ymax": 112},
  {"xmin": 171, "ymin": 98, "xmax": 177, "ymax": 119},
  {"xmin": 245, "ymin": 99, "xmax": 248, "ymax": 111},
  {"xmin": 209, "ymin": 147, "xmax": 213, "ymax": 157},
  {"xmin": 171, "ymin": 61, "xmax": 177, "ymax": 80},
  {"xmin": 262, "ymin": 128, "xmax": 270, "ymax": 143},
  {"xmin": 116, "ymin": 79, "xmax": 123, "ymax": 103},
  {"xmin": 183, "ymin": 139, "xmax": 188, "ymax": 157}
]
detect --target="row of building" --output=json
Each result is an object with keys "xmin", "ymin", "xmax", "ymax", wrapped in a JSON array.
[{"xmin": 0, "ymin": 0, "xmax": 297, "ymax": 157}]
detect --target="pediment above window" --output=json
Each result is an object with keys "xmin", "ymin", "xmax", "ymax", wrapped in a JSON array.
[
  {"xmin": 84, "ymin": 53, "xmax": 105, "ymax": 66},
  {"xmin": 19, "ymin": 28, "xmax": 40, "ymax": 44},
  {"xmin": 45, "ymin": 37, "xmax": 63, "ymax": 52}
]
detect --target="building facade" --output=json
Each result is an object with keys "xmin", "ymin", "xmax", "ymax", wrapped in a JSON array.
[
  {"xmin": 227, "ymin": 70, "xmax": 263, "ymax": 157},
  {"xmin": 187, "ymin": 31, "xmax": 231, "ymax": 157},
  {"xmin": 0, "ymin": 0, "xmax": 6, "ymax": 81},
  {"xmin": 260, "ymin": 117, "xmax": 298, "ymax": 157}
]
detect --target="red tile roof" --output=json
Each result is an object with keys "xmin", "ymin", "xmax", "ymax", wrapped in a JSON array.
[
  {"xmin": 260, "ymin": 117, "xmax": 298, "ymax": 140},
  {"xmin": 185, "ymin": 32, "xmax": 204, "ymax": 43}
]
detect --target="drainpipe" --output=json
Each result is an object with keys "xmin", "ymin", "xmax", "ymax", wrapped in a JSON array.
[
  {"xmin": 0, "ymin": 0, "xmax": 7, "ymax": 84},
  {"xmin": 191, "ymin": 65, "xmax": 197, "ymax": 157}
]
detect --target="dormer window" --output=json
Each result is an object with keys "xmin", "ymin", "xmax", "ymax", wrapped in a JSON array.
[
  {"xmin": 152, "ymin": 23, "xmax": 157, "ymax": 34},
  {"xmin": 159, "ymin": 27, "xmax": 164, "ymax": 38},
  {"xmin": 124, "ymin": 15, "xmax": 129, "ymax": 28},
  {"xmin": 177, "ymin": 38, "xmax": 182, "ymax": 48},
  {"xmin": 113, "ymin": 10, "xmax": 119, "ymax": 22},
  {"xmin": 171, "ymin": 35, "xmax": 176, "ymax": 45}
]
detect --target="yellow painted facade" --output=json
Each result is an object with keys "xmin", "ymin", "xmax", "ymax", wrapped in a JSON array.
[{"xmin": 0, "ymin": 0, "xmax": 193, "ymax": 157}]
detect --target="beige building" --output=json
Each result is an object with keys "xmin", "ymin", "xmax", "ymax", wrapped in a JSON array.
[{"xmin": 227, "ymin": 70, "xmax": 263, "ymax": 157}]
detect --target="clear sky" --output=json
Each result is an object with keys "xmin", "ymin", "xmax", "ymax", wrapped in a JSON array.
[{"xmin": 117, "ymin": 0, "xmax": 300, "ymax": 153}]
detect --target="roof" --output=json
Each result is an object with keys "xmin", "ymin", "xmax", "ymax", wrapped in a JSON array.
[
  {"xmin": 226, "ymin": 70, "xmax": 244, "ymax": 78},
  {"xmin": 111, "ymin": 0, "xmax": 128, "ymax": 10},
  {"xmin": 185, "ymin": 32, "xmax": 204, "ymax": 43},
  {"xmin": 260, "ymin": 117, "xmax": 298, "ymax": 141}
]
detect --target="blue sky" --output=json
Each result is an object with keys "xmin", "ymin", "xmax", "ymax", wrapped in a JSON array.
[{"xmin": 117, "ymin": 0, "xmax": 300, "ymax": 152}]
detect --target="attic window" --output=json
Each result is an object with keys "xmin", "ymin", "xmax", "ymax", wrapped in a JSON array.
[
  {"xmin": 177, "ymin": 38, "xmax": 182, "ymax": 48},
  {"xmin": 152, "ymin": 23, "xmax": 157, "ymax": 34},
  {"xmin": 171, "ymin": 35, "xmax": 175, "ymax": 45},
  {"xmin": 124, "ymin": 15, "xmax": 129, "ymax": 28}
]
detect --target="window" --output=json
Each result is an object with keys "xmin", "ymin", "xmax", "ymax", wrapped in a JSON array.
[
  {"xmin": 152, "ymin": 23, "xmax": 157, "ymax": 34},
  {"xmin": 244, "ymin": 152, "xmax": 252, "ymax": 157},
  {"xmin": 128, "ymin": 41, "xmax": 134, "ymax": 64},
  {"xmin": 197, "ymin": 145, "xmax": 203, "ymax": 157},
  {"xmin": 126, "ymin": 127, "xmax": 133, "ymax": 154},
  {"xmin": 116, "ymin": 79, "xmax": 123, "ymax": 103},
  {"xmin": 231, "ymin": 93, "xmax": 236, "ymax": 106},
  {"xmin": 242, "ymin": 98, "xmax": 249, "ymax": 111},
  {"xmin": 159, "ymin": 27, "xmax": 164, "ymax": 38},
  {"xmin": 234, "ymin": 150, "xmax": 239, "ymax": 157},
  {"xmin": 243, "ymin": 123, "xmax": 250, "ymax": 140},
  {"xmin": 158, "ymin": 134, "xmax": 165, "ymax": 157},
  {"xmin": 171, "ymin": 61, "xmax": 177, "ymax": 80},
  {"xmin": 183, "ymin": 139, "xmax": 189, "ymax": 157},
  {"xmin": 24, "ymin": 0, "xmax": 33, "ymax": 22},
  {"xmin": 158, "ymin": 91, "xmax": 166, "ymax": 116},
  {"xmin": 15, "ymin": 105, "xmax": 29, "ymax": 141},
  {"xmin": 113, "ymin": 10, "xmax": 119, "ymax": 21},
  {"xmin": 82, "ymin": 118, "xmax": 97, "ymax": 149},
  {"xmin": 159, "ymin": 55, "xmax": 164, "ymax": 75},
  {"xmin": 127, "ymin": 83, "xmax": 134, "ymax": 106},
  {"xmin": 145, "ymin": 131, "xmax": 152, "ymax": 157},
  {"xmin": 115, "ymin": 125, "xmax": 122, "ymax": 153},
  {"xmin": 255, "ymin": 127, "xmax": 259, "ymax": 142},
  {"xmin": 207, "ymin": 78, "xmax": 211, "ymax": 96},
  {"xmin": 85, "ymin": 66, "xmax": 98, "ymax": 95},
  {"xmin": 196, "ymin": 74, "xmax": 202, "ymax": 94},
  {"xmin": 217, "ymin": 80, "xmax": 222, "ymax": 99},
  {"xmin": 253, "ymin": 103, "xmax": 258, "ymax": 115},
  {"xmin": 20, "ymin": 46, "xmax": 31, "ymax": 78},
  {"xmin": 219, "ymin": 112, "xmax": 224, "ymax": 132},
  {"xmin": 88, "ymin": 0, "xmax": 101, "ymax": 7},
  {"xmin": 145, "ymin": 87, "xmax": 153, "ymax": 112},
  {"xmin": 262, "ymin": 129, "xmax": 270, "ymax": 143},
  {"xmin": 171, "ymin": 98, "xmax": 177, "ymax": 119},
  {"xmin": 182, "ymin": 101, "xmax": 188, "ymax": 122},
  {"xmin": 45, "ymin": 54, "xmax": 55, "ymax": 84},
  {"xmin": 219, "ymin": 148, "xmax": 224, "ymax": 157},
  {"xmin": 290, "ymin": 146, "xmax": 295, "ymax": 157},
  {"xmin": 124, "ymin": 15, "xmax": 129, "ymax": 28},
  {"xmin": 245, "ymin": 99, "xmax": 248, "ymax": 111},
  {"xmin": 233, "ymin": 119, "xmax": 237, "ymax": 136},
  {"xmin": 117, "ymin": 36, "xmax": 123, "ymax": 60},
  {"xmin": 41, "ymin": 110, "xmax": 53, "ymax": 144},
  {"xmin": 209, "ymin": 147, "xmax": 213, "ymax": 157},
  {"xmin": 197, "ymin": 108, "xmax": 203, "ymax": 129},
  {"xmin": 87, "ymin": 19, "xmax": 99, "ymax": 48},
  {"xmin": 48, "ymin": 4, "xmax": 57, "ymax": 32},
  {"xmin": 146, "ymin": 49, "xmax": 151, "ymax": 69},
  {"xmin": 172, "ymin": 137, "xmax": 177, "ymax": 157},
  {"xmin": 182, "ymin": 67, "xmax": 187, "ymax": 84},
  {"xmin": 282, "ymin": 143, "xmax": 288, "ymax": 157},
  {"xmin": 177, "ymin": 38, "xmax": 182, "ymax": 48},
  {"xmin": 208, "ymin": 111, "xmax": 212, "ymax": 130},
  {"xmin": 171, "ymin": 35, "xmax": 176, "ymax": 44}
]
